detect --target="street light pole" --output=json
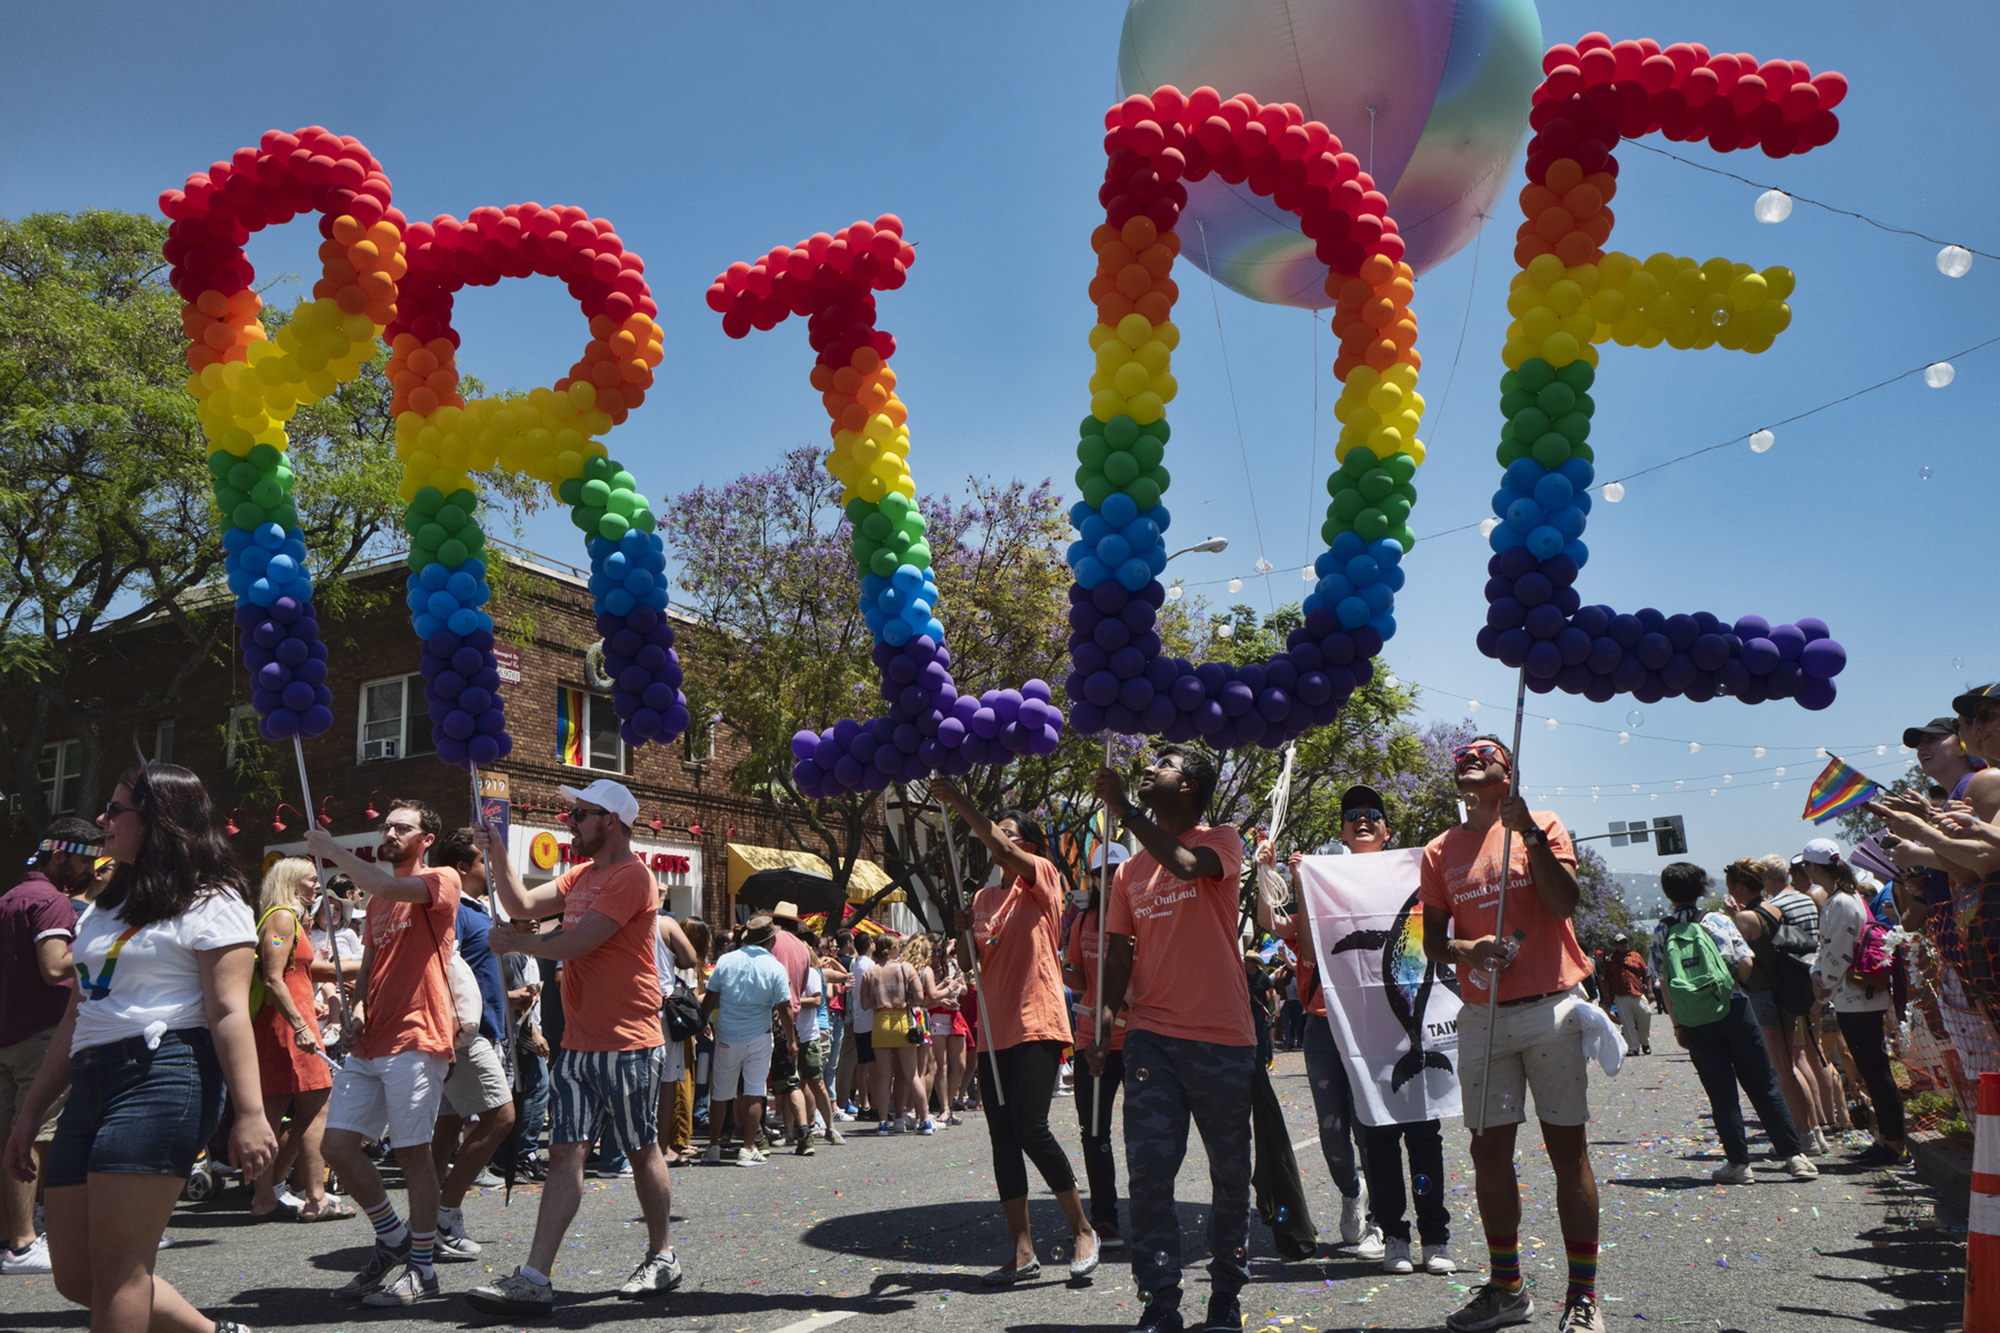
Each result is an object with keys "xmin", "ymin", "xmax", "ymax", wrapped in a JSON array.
[{"xmin": 1165, "ymin": 536, "xmax": 1229, "ymax": 562}]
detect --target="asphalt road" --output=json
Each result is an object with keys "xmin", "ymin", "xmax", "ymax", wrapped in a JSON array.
[{"xmin": 2, "ymin": 1043, "xmax": 1962, "ymax": 1333}]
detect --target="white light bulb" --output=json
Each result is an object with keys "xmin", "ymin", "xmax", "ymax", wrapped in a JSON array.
[
  {"xmin": 1556, "ymin": 786, "xmax": 1564, "ymax": 795},
  {"xmin": 1772, "ymin": 780, "xmax": 1781, "ymax": 789},
  {"xmin": 1675, "ymin": 779, "xmax": 1684, "ymax": 788},
  {"xmin": 1939, "ymin": 244, "xmax": 1974, "ymax": 278},
  {"xmin": 1479, "ymin": 517, "xmax": 1502, "ymax": 537},
  {"xmin": 1467, "ymin": 700, "xmax": 1481, "ymax": 713},
  {"xmin": 1723, "ymin": 774, "xmax": 1733, "ymax": 784},
  {"xmin": 1687, "ymin": 741, "xmax": 1700, "ymax": 754},
  {"xmin": 1602, "ymin": 482, "xmax": 1626, "ymax": 502},
  {"xmin": 1216, "ymin": 622, "xmax": 1234, "ymax": 639},
  {"xmin": 1227, "ymin": 577, "xmax": 1243, "ymax": 594},
  {"xmin": 1302, "ymin": 566, "xmax": 1316, "ymax": 582},
  {"xmin": 1384, "ymin": 675, "xmax": 1399, "ymax": 689},
  {"xmin": 1749, "ymin": 430, "xmax": 1775, "ymax": 454},
  {"xmin": 1753, "ymin": 189, "xmax": 1793, "ymax": 223},
  {"xmin": 1753, "ymin": 746, "xmax": 1765, "ymax": 758},
  {"xmin": 1617, "ymin": 731, "xmax": 1630, "ymax": 744},
  {"xmin": 1710, "ymin": 788, "xmax": 1718, "ymax": 796},
  {"xmin": 1775, "ymin": 767, "xmax": 1786, "ymax": 777},
  {"xmin": 1591, "ymin": 786, "xmax": 1600, "ymax": 794},
  {"xmin": 1166, "ymin": 584, "xmax": 1183, "ymax": 601},
  {"xmin": 1651, "ymin": 792, "xmax": 1659, "ymax": 800},
  {"xmin": 1926, "ymin": 361, "xmax": 1956, "ymax": 388},
  {"xmin": 1545, "ymin": 717, "xmax": 1559, "ymax": 730}
]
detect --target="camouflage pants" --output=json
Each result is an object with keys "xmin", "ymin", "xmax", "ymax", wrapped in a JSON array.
[{"xmin": 1122, "ymin": 1028, "xmax": 1255, "ymax": 1307}]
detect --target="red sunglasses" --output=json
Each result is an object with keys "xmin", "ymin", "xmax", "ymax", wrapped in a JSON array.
[{"xmin": 1452, "ymin": 742, "xmax": 1511, "ymax": 767}]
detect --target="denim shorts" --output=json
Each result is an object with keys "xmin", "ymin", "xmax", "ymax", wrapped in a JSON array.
[{"xmin": 45, "ymin": 1028, "xmax": 224, "ymax": 1187}]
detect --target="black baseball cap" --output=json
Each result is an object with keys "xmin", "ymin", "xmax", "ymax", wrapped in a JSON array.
[
  {"xmin": 1341, "ymin": 784, "xmax": 1386, "ymax": 816},
  {"xmin": 1904, "ymin": 717, "xmax": 1959, "ymax": 748},
  {"xmin": 1954, "ymin": 684, "xmax": 2000, "ymax": 720}
]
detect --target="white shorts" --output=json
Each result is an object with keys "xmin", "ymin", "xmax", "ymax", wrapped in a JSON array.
[
  {"xmin": 928, "ymin": 1012, "xmax": 953, "ymax": 1037},
  {"xmin": 441, "ymin": 1036, "xmax": 511, "ymax": 1116},
  {"xmin": 1456, "ymin": 989, "xmax": 1592, "ymax": 1129},
  {"xmin": 710, "ymin": 1034, "xmax": 774, "ymax": 1101},
  {"xmin": 328, "ymin": 1050, "xmax": 450, "ymax": 1146}
]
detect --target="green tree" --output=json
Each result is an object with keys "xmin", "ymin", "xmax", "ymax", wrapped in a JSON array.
[{"xmin": 0, "ymin": 210, "xmax": 530, "ymax": 830}]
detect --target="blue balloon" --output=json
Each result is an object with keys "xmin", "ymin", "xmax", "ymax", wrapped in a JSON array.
[
  {"xmin": 1491, "ymin": 488, "xmax": 1518, "ymax": 519},
  {"xmin": 1330, "ymin": 531, "xmax": 1366, "ymax": 561},
  {"xmin": 1504, "ymin": 458, "xmax": 1545, "ymax": 494},
  {"xmin": 863, "ymin": 605, "xmax": 887, "ymax": 632},
  {"xmin": 240, "ymin": 544, "xmax": 271, "ymax": 573},
  {"xmin": 1370, "ymin": 611, "xmax": 1398, "ymax": 641},
  {"xmin": 427, "ymin": 590, "xmax": 460, "ymax": 619},
  {"xmin": 1361, "ymin": 582, "xmax": 1394, "ymax": 614},
  {"xmin": 1489, "ymin": 524, "xmax": 1527, "ymax": 553},
  {"xmin": 446, "ymin": 607, "xmax": 484, "ymax": 637},
  {"xmin": 1101, "ymin": 492, "xmax": 1139, "ymax": 527},
  {"xmin": 284, "ymin": 577, "xmax": 312, "ymax": 602},
  {"xmin": 878, "ymin": 586, "xmax": 905, "ymax": 613},
  {"xmin": 623, "ymin": 568, "xmax": 654, "ymax": 595},
  {"xmin": 1383, "ymin": 564, "xmax": 1407, "ymax": 591},
  {"xmin": 1557, "ymin": 457, "xmax": 1595, "ymax": 490},
  {"xmin": 604, "ymin": 551, "xmax": 630, "ymax": 580},
  {"xmin": 1080, "ymin": 514, "xmax": 1113, "ymax": 546},
  {"xmin": 255, "ymin": 522, "xmax": 286, "ymax": 550},
  {"xmin": 605, "ymin": 589, "xmax": 636, "ymax": 616},
  {"xmin": 1314, "ymin": 550, "xmax": 1339, "ymax": 577},
  {"xmin": 1316, "ymin": 574, "xmax": 1356, "ymax": 603},
  {"xmin": 1548, "ymin": 505, "xmax": 1585, "ymax": 541},
  {"xmin": 1345, "ymin": 554, "xmax": 1380, "ymax": 587},
  {"xmin": 861, "ymin": 572, "xmax": 889, "ymax": 598},
  {"xmin": 1144, "ymin": 545, "xmax": 1167, "ymax": 574},
  {"xmin": 1336, "ymin": 596, "xmax": 1372, "ymax": 629},
  {"xmin": 892, "ymin": 564, "xmax": 924, "ymax": 591},
  {"xmin": 404, "ymin": 585, "xmax": 427, "ymax": 612},
  {"xmin": 446, "ymin": 571, "xmax": 479, "ymax": 603},
  {"xmin": 247, "ymin": 577, "xmax": 277, "ymax": 607},
  {"xmin": 1533, "ymin": 473, "xmax": 1574, "ymax": 510},
  {"xmin": 1097, "ymin": 534, "xmax": 1133, "ymax": 567},
  {"xmin": 1116, "ymin": 557, "xmax": 1152, "ymax": 591},
  {"xmin": 1506, "ymin": 497, "xmax": 1546, "ymax": 533},
  {"xmin": 419, "ymin": 561, "xmax": 450, "ymax": 591},
  {"xmin": 1563, "ymin": 539, "xmax": 1590, "ymax": 568},
  {"xmin": 1526, "ymin": 525, "xmax": 1567, "ymax": 559},
  {"xmin": 222, "ymin": 527, "xmax": 252, "ymax": 553},
  {"xmin": 1075, "ymin": 556, "xmax": 1110, "ymax": 589},
  {"xmin": 413, "ymin": 612, "xmax": 442, "ymax": 639},
  {"xmin": 226, "ymin": 567, "xmax": 251, "ymax": 596},
  {"xmin": 882, "ymin": 617, "xmax": 912, "ymax": 645},
  {"xmin": 1066, "ymin": 539, "xmax": 1092, "ymax": 567},
  {"xmin": 1069, "ymin": 501, "xmax": 1095, "ymax": 531},
  {"xmin": 1369, "ymin": 537, "xmax": 1404, "ymax": 566},
  {"xmin": 1122, "ymin": 516, "xmax": 1160, "ymax": 551}
]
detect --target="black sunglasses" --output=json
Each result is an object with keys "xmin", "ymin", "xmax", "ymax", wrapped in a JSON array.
[{"xmin": 1342, "ymin": 808, "xmax": 1385, "ymax": 824}]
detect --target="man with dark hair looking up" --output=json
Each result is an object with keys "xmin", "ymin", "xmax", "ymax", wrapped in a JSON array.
[
  {"xmin": 1087, "ymin": 744, "xmax": 1252, "ymax": 1333},
  {"xmin": 0, "ymin": 817, "xmax": 96, "ymax": 1274},
  {"xmin": 1418, "ymin": 736, "xmax": 1602, "ymax": 1333}
]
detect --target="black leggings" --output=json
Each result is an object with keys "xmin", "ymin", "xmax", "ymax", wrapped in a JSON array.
[
  {"xmin": 1074, "ymin": 1046, "xmax": 1125, "ymax": 1231},
  {"xmin": 1835, "ymin": 1009, "xmax": 1906, "ymax": 1142},
  {"xmin": 975, "ymin": 1039, "xmax": 1075, "ymax": 1201}
]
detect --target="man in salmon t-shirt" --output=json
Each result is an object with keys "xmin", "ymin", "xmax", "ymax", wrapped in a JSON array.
[
  {"xmin": 309, "ymin": 800, "xmax": 462, "ymax": 1307},
  {"xmin": 468, "ymin": 779, "xmax": 678, "ymax": 1318},
  {"xmin": 1417, "ymin": 735, "xmax": 1600, "ymax": 1333},
  {"xmin": 1086, "ymin": 745, "xmax": 1252, "ymax": 1333}
]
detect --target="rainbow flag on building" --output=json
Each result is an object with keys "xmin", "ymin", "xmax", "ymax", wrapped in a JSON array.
[
  {"xmin": 1801, "ymin": 754, "xmax": 1882, "ymax": 824},
  {"xmin": 556, "ymin": 687, "xmax": 585, "ymax": 767}
]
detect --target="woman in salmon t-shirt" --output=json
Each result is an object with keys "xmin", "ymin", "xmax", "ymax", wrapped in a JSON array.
[
  {"xmin": 1061, "ymin": 841, "xmax": 1130, "ymax": 1251},
  {"xmin": 933, "ymin": 781, "xmax": 1099, "ymax": 1286}
]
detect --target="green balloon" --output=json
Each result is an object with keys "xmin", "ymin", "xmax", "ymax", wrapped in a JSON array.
[
  {"xmin": 584, "ymin": 456, "xmax": 615, "ymax": 481},
  {"xmin": 248, "ymin": 442, "xmax": 283, "ymax": 470},
  {"xmin": 1500, "ymin": 387, "xmax": 1534, "ymax": 417},
  {"xmin": 851, "ymin": 532, "xmax": 879, "ymax": 562},
  {"xmin": 1555, "ymin": 360, "xmax": 1594, "ymax": 391},
  {"xmin": 1081, "ymin": 476, "xmax": 1113, "ymax": 509},
  {"xmin": 869, "ymin": 548, "xmax": 900, "ymax": 577},
  {"xmin": 206, "ymin": 451, "xmax": 234, "ymax": 480},
  {"xmin": 904, "ymin": 540, "xmax": 931, "ymax": 568},
  {"xmin": 414, "ymin": 486, "xmax": 445, "ymax": 514},
  {"xmin": 1381, "ymin": 495, "xmax": 1412, "ymax": 526},
  {"xmin": 573, "ymin": 505, "xmax": 604, "ymax": 534},
  {"xmin": 1383, "ymin": 453, "xmax": 1417, "ymax": 485},
  {"xmin": 1321, "ymin": 517, "xmax": 1346, "ymax": 545},
  {"xmin": 406, "ymin": 548, "xmax": 428, "ymax": 572},
  {"xmin": 1516, "ymin": 358, "xmax": 1555, "ymax": 392},
  {"xmin": 599, "ymin": 512, "xmax": 630, "ymax": 541},
  {"xmin": 1125, "ymin": 477, "xmax": 1161, "ymax": 511},
  {"xmin": 438, "ymin": 538, "xmax": 469, "ymax": 567},
  {"xmin": 632, "ymin": 508, "xmax": 656, "ymax": 534},
  {"xmin": 1333, "ymin": 490, "xmax": 1366, "ymax": 521},
  {"xmin": 1499, "ymin": 369, "xmax": 1520, "ymax": 393},
  {"xmin": 1145, "ymin": 464, "xmax": 1170, "ymax": 495},
  {"xmin": 887, "ymin": 530, "xmax": 912, "ymax": 554},
  {"xmin": 250, "ymin": 478, "xmax": 285, "ymax": 509},
  {"xmin": 1340, "ymin": 447, "xmax": 1378, "ymax": 477},
  {"xmin": 1496, "ymin": 437, "xmax": 1530, "ymax": 467},
  {"xmin": 901, "ymin": 511, "xmax": 925, "ymax": 537},
  {"xmin": 214, "ymin": 485, "xmax": 247, "ymax": 514},
  {"xmin": 1571, "ymin": 442, "xmax": 1595, "ymax": 463},
  {"xmin": 1077, "ymin": 415, "xmax": 1102, "ymax": 438},
  {"xmin": 1510, "ymin": 406, "xmax": 1550, "ymax": 441},
  {"xmin": 1531, "ymin": 434, "xmax": 1572, "ymax": 469},
  {"xmin": 1573, "ymin": 391, "xmax": 1596, "ymax": 419},
  {"xmin": 228, "ymin": 462, "xmax": 260, "ymax": 491},
  {"xmin": 844, "ymin": 496, "xmax": 874, "ymax": 524},
  {"xmin": 1393, "ymin": 524, "xmax": 1418, "ymax": 552},
  {"xmin": 1355, "ymin": 508, "xmax": 1390, "ymax": 541},
  {"xmin": 558, "ymin": 478, "xmax": 583, "ymax": 505},
  {"xmin": 1076, "ymin": 436, "xmax": 1109, "ymax": 471},
  {"xmin": 879, "ymin": 491, "xmax": 910, "ymax": 522},
  {"xmin": 1536, "ymin": 382, "xmax": 1576, "ymax": 416},
  {"xmin": 1103, "ymin": 415, "xmax": 1138, "ymax": 450},
  {"xmin": 580, "ymin": 478, "xmax": 611, "ymax": 507},
  {"xmin": 606, "ymin": 489, "xmax": 637, "ymax": 520},
  {"xmin": 1131, "ymin": 434, "xmax": 1164, "ymax": 469},
  {"xmin": 269, "ymin": 502, "xmax": 298, "ymax": 530},
  {"xmin": 448, "ymin": 488, "xmax": 477, "ymax": 512},
  {"xmin": 417, "ymin": 522, "xmax": 447, "ymax": 549},
  {"xmin": 1554, "ymin": 412, "xmax": 1591, "ymax": 446},
  {"xmin": 1358, "ymin": 469, "xmax": 1395, "ymax": 502},
  {"xmin": 1151, "ymin": 418, "xmax": 1171, "ymax": 444},
  {"xmin": 612, "ymin": 470, "xmax": 636, "ymax": 492},
  {"xmin": 1103, "ymin": 451, "xmax": 1139, "ymax": 486},
  {"xmin": 862, "ymin": 512, "xmax": 890, "ymax": 540},
  {"xmin": 232, "ymin": 502, "xmax": 266, "ymax": 529}
]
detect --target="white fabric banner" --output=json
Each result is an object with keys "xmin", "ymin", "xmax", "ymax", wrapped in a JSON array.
[{"xmin": 1297, "ymin": 849, "xmax": 1462, "ymax": 1127}]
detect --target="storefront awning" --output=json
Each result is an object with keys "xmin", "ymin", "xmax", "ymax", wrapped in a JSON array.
[{"xmin": 724, "ymin": 843, "xmax": 903, "ymax": 903}]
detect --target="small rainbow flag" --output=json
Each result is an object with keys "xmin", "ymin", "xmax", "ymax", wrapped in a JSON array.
[
  {"xmin": 1801, "ymin": 754, "xmax": 1882, "ymax": 824},
  {"xmin": 556, "ymin": 688, "xmax": 585, "ymax": 768}
]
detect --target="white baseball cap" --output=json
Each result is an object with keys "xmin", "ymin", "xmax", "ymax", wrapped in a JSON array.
[
  {"xmin": 558, "ymin": 779, "xmax": 638, "ymax": 830},
  {"xmin": 1800, "ymin": 837, "xmax": 1842, "ymax": 866},
  {"xmin": 1092, "ymin": 842, "xmax": 1131, "ymax": 870}
]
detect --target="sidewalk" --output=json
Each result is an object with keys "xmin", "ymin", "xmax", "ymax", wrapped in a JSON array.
[{"xmin": 1910, "ymin": 1125, "xmax": 1974, "ymax": 1219}]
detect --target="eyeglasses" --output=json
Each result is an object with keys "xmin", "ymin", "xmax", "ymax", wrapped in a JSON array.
[
  {"xmin": 567, "ymin": 807, "xmax": 608, "ymax": 824},
  {"xmin": 103, "ymin": 801, "xmax": 140, "ymax": 820},
  {"xmin": 378, "ymin": 820, "xmax": 420, "ymax": 835},
  {"xmin": 1342, "ymin": 808, "xmax": 1385, "ymax": 824},
  {"xmin": 1451, "ymin": 742, "xmax": 1507, "ymax": 764},
  {"xmin": 1969, "ymin": 707, "xmax": 2000, "ymax": 727}
]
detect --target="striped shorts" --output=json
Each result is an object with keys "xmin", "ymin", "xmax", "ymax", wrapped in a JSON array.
[{"xmin": 550, "ymin": 1045, "xmax": 664, "ymax": 1154}]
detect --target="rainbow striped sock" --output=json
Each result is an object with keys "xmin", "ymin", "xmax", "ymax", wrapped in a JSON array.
[
  {"xmin": 364, "ymin": 1196, "xmax": 406, "ymax": 1245},
  {"xmin": 409, "ymin": 1230, "xmax": 435, "ymax": 1275},
  {"xmin": 1565, "ymin": 1240, "xmax": 1599, "ymax": 1300},
  {"xmin": 1486, "ymin": 1232, "xmax": 1521, "ymax": 1291}
]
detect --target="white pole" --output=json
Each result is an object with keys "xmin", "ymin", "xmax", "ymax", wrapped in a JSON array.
[
  {"xmin": 292, "ymin": 736, "xmax": 353, "ymax": 1045},
  {"xmin": 936, "ymin": 799, "xmax": 1004, "ymax": 1107},
  {"xmin": 1470, "ymin": 667, "xmax": 1529, "ymax": 1134},
  {"xmin": 471, "ymin": 764, "xmax": 517, "ymax": 1096},
  {"xmin": 1095, "ymin": 734, "xmax": 1114, "ymax": 1140}
]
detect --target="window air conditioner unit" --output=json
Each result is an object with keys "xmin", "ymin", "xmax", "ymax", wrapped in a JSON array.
[{"xmin": 362, "ymin": 739, "xmax": 399, "ymax": 762}]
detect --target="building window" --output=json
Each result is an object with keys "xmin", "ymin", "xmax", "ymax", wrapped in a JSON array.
[
  {"xmin": 684, "ymin": 712, "xmax": 718, "ymax": 764},
  {"xmin": 558, "ymin": 688, "xmax": 624, "ymax": 774},
  {"xmin": 153, "ymin": 718, "xmax": 175, "ymax": 765},
  {"xmin": 226, "ymin": 704, "xmax": 261, "ymax": 771},
  {"xmin": 38, "ymin": 739, "xmax": 83, "ymax": 815},
  {"xmin": 356, "ymin": 674, "xmax": 433, "ymax": 764}
]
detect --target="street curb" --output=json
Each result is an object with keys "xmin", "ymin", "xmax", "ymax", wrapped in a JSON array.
[{"xmin": 1909, "ymin": 1128, "xmax": 1971, "ymax": 1220}]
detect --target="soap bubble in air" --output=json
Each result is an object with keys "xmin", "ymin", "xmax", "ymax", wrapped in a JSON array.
[
  {"xmin": 1626, "ymin": 710, "xmax": 1645, "ymax": 728},
  {"xmin": 1955, "ymin": 656, "xmax": 1966, "ymax": 670},
  {"xmin": 1920, "ymin": 466, "xmax": 1933, "ymax": 482}
]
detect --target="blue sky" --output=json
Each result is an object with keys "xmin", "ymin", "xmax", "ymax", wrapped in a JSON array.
[{"xmin": 6, "ymin": 1, "xmax": 1994, "ymax": 881}]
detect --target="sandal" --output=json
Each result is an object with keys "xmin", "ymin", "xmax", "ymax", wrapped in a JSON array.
[
  {"xmin": 982, "ymin": 1259, "xmax": 1042, "ymax": 1286},
  {"xmin": 297, "ymin": 1200, "xmax": 357, "ymax": 1223},
  {"xmin": 247, "ymin": 1203, "xmax": 299, "ymax": 1224}
]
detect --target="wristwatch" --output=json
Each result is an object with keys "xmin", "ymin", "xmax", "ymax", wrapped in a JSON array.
[{"xmin": 1521, "ymin": 827, "xmax": 1548, "ymax": 848}]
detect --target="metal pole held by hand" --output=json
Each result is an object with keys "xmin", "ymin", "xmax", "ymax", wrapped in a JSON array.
[
  {"xmin": 935, "ymin": 798, "xmax": 1005, "ymax": 1108},
  {"xmin": 1095, "ymin": 734, "xmax": 1115, "ymax": 1141},
  {"xmin": 1472, "ymin": 666, "xmax": 1529, "ymax": 1134},
  {"xmin": 292, "ymin": 736, "xmax": 354, "ymax": 1048}
]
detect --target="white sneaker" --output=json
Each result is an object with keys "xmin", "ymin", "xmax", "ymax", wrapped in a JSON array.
[
  {"xmin": 737, "ymin": 1147, "xmax": 767, "ymax": 1166},
  {"xmin": 1, "ymin": 1236, "xmax": 52, "ymax": 1274},
  {"xmin": 902, "ymin": 1113, "xmax": 917, "ymax": 1134},
  {"xmin": 833, "ymin": 1108, "xmax": 855, "ymax": 1122},
  {"xmin": 1812, "ymin": 1126, "xmax": 1832, "ymax": 1155},
  {"xmin": 1382, "ymin": 1236, "xmax": 1413, "ymax": 1274},
  {"xmin": 1423, "ymin": 1243, "xmax": 1458, "ymax": 1274},
  {"xmin": 1340, "ymin": 1190, "xmax": 1367, "ymax": 1244},
  {"xmin": 1711, "ymin": 1161, "xmax": 1753, "ymax": 1185},
  {"xmin": 1783, "ymin": 1154, "xmax": 1820, "ymax": 1179},
  {"xmin": 1355, "ymin": 1222, "xmax": 1386, "ymax": 1260}
]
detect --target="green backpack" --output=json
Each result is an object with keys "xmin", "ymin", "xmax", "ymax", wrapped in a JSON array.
[{"xmin": 1661, "ymin": 918, "xmax": 1733, "ymax": 1028}]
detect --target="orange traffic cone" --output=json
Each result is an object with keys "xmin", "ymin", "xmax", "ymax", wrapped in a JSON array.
[{"xmin": 1968, "ymin": 1072, "xmax": 2000, "ymax": 1331}]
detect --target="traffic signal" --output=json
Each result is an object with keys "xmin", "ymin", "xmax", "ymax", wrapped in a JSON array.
[{"xmin": 1652, "ymin": 816, "xmax": 1687, "ymax": 857}]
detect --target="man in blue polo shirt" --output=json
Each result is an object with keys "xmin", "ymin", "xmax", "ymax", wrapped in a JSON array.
[{"xmin": 699, "ymin": 916, "xmax": 796, "ymax": 1168}]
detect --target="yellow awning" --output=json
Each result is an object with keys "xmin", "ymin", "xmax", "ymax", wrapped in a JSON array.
[{"xmin": 724, "ymin": 843, "xmax": 904, "ymax": 903}]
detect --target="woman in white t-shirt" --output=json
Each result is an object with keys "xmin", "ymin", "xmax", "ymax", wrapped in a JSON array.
[{"xmin": 2, "ymin": 763, "xmax": 277, "ymax": 1333}]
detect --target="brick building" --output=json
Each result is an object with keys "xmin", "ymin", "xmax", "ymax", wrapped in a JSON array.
[{"xmin": 12, "ymin": 547, "xmax": 907, "ymax": 930}]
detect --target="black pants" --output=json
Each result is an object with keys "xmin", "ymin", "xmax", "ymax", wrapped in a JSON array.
[
  {"xmin": 1361, "ymin": 1119, "xmax": 1449, "ymax": 1244},
  {"xmin": 1683, "ymin": 994, "xmax": 1804, "ymax": 1162},
  {"xmin": 1074, "ymin": 1046, "xmax": 1124, "ymax": 1231},
  {"xmin": 1835, "ymin": 1008, "xmax": 1906, "ymax": 1142},
  {"xmin": 976, "ymin": 1039, "xmax": 1075, "ymax": 1201}
]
